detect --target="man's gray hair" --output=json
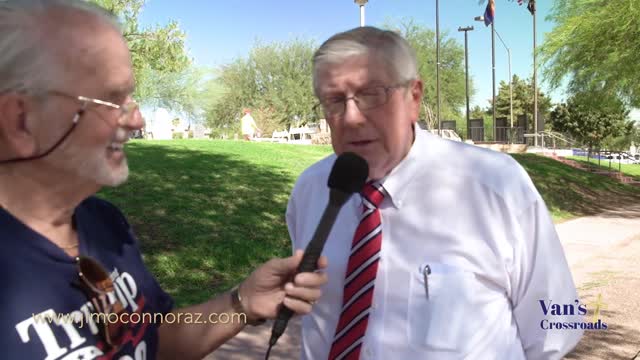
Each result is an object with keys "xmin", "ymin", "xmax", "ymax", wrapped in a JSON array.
[
  {"xmin": 0, "ymin": 0, "xmax": 119, "ymax": 95},
  {"xmin": 312, "ymin": 26, "xmax": 418, "ymax": 96}
]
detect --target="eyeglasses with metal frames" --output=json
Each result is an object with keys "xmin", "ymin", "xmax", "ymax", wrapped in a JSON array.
[{"xmin": 313, "ymin": 81, "xmax": 412, "ymax": 119}]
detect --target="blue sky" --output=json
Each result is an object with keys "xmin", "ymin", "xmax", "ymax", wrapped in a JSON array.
[{"xmin": 138, "ymin": 0, "xmax": 561, "ymax": 110}]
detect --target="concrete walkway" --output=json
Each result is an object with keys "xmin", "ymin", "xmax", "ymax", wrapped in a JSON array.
[
  {"xmin": 557, "ymin": 203, "xmax": 640, "ymax": 286},
  {"xmin": 206, "ymin": 205, "xmax": 640, "ymax": 360}
]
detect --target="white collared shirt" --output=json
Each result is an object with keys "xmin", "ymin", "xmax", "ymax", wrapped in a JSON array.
[{"xmin": 287, "ymin": 128, "xmax": 584, "ymax": 359}]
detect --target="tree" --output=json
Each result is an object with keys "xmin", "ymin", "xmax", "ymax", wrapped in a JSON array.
[
  {"xmin": 550, "ymin": 92, "xmax": 634, "ymax": 155},
  {"xmin": 208, "ymin": 20, "xmax": 468, "ymax": 135},
  {"xmin": 539, "ymin": 0, "xmax": 640, "ymax": 106},
  {"xmin": 385, "ymin": 20, "xmax": 469, "ymax": 129},
  {"xmin": 90, "ymin": 0, "xmax": 195, "ymax": 112},
  {"xmin": 493, "ymin": 75, "xmax": 552, "ymax": 130},
  {"xmin": 137, "ymin": 66, "xmax": 215, "ymax": 121},
  {"xmin": 470, "ymin": 105, "xmax": 486, "ymax": 120},
  {"xmin": 206, "ymin": 38, "xmax": 317, "ymax": 133},
  {"xmin": 602, "ymin": 125, "xmax": 639, "ymax": 152}
]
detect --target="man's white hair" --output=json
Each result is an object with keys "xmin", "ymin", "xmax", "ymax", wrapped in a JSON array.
[
  {"xmin": 312, "ymin": 26, "xmax": 419, "ymax": 96},
  {"xmin": 0, "ymin": 0, "xmax": 119, "ymax": 95}
]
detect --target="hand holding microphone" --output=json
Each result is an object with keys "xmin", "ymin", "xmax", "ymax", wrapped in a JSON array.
[{"xmin": 265, "ymin": 152, "xmax": 369, "ymax": 357}]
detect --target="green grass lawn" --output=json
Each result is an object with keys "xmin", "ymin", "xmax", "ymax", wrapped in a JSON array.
[
  {"xmin": 98, "ymin": 140, "xmax": 332, "ymax": 306},
  {"xmin": 567, "ymin": 156, "xmax": 640, "ymax": 180},
  {"xmin": 512, "ymin": 154, "xmax": 640, "ymax": 221},
  {"xmin": 98, "ymin": 140, "xmax": 640, "ymax": 306}
]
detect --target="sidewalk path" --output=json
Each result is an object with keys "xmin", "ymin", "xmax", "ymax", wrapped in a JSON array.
[
  {"xmin": 557, "ymin": 203, "xmax": 640, "ymax": 286},
  {"xmin": 207, "ymin": 205, "xmax": 640, "ymax": 360}
]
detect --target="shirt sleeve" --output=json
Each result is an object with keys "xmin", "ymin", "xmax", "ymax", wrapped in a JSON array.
[{"xmin": 509, "ymin": 196, "xmax": 584, "ymax": 359}]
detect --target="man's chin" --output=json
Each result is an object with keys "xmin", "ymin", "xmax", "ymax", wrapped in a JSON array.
[
  {"xmin": 105, "ymin": 174, "xmax": 129, "ymax": 187},
  {"xmin": 98, "ymin": 163, "xmax": 129, "ymax": 187}
]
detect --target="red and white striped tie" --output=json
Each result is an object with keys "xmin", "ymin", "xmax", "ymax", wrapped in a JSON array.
[{"xmin": 328, "ymin": 181, "xmax": 385, "ymax": 360}]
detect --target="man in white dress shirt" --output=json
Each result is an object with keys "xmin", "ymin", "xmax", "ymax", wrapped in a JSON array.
[{"xmin": 286, "ymin": 26, "xmax": 584, "ymax": 359}]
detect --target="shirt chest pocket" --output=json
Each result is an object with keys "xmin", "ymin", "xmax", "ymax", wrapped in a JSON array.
[{"xmin": 407, "ymin": 263, "xmax": 487, "ymax": 354}]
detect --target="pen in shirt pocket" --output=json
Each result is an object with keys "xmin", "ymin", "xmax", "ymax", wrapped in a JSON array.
[{"xmin": 422, "ymin": 264, "xmax": 431, "ymax": 299}]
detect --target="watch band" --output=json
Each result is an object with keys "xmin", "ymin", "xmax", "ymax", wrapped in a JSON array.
[{"xmin": 230, "ymin": 285, "xmax": 266, "ymax": 326}]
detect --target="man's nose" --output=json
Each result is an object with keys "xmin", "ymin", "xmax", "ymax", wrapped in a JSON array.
[
  {"xmin": 342, "ymin": 98, "xmax": 366, "ymax": 127},
  {"xmin": 118, "ymin": 107, "xmax": 145, "ymax": 130}
]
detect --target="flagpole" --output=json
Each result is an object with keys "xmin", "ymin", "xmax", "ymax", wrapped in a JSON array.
[
  {"xmin": 533, "ymin": 0, "xmax": 538, "ymax": 147},
  {"xmin": 436, "ymin": 0, "xmax": 441, "ymax": 135},
  {"xmin": 491, "ymin": 19, "xmax": 496, "ymax": 142}
]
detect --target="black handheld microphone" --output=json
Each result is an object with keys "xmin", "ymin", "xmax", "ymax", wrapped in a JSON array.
[{"xmin": 266, "ymin": 152, "xmax": 369, "ymax": 355}]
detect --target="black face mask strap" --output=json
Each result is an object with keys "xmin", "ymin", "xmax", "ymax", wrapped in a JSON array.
[{"xmin": 0, "ymin": 107, "xmax": 85, "ymax": 164}]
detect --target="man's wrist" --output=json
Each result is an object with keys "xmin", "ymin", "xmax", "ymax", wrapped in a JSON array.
[{"xmin": 230, "ymin": 284, "xmax": 265, "ymax": 326}]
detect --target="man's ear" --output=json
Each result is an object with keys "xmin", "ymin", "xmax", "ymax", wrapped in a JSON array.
[
  {"xmin": 0, "ymin": 94, "xmax": 38, "ymax": 160},
  {"xmin": 408, "ymin": 79, "xmax": 424, "ymax": 123}
]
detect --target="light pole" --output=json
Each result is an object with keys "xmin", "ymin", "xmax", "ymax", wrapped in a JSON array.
[
  {"xmin": 494, "ymin": 29, "xmax": 513, "ymax": 128},
  {"xmin": 354, "ymin": 0, "xmax": 368, "ymax": 27},
  {"xmin": 458, "ymin": 26, "xmax": 473, "ymax": 140},
  {"xmin": 436, "ymin": 0, "xmax": 441, "ymax": 135},
  {"xmin": 532, "ymin": 1, "xmax": 538, "ymax": 147},
  {"xmin": 475, "ymin": 15, "xmax": 496, "ymax": 141}
]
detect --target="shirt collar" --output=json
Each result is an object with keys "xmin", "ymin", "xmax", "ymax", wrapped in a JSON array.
[{"xmin": 376, "ymin": 125, "xmax": 430, "ymax": 209}]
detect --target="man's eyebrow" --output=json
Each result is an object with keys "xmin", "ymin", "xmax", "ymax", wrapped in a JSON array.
[
  {"xmin": 362, "ymin": 80, "xmax": 386, "ymax": 88},
  {"xmin": 104, "ymin": 84, "xmax": 135, "ymax": 99}
]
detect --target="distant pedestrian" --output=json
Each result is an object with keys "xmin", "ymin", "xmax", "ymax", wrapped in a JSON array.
[{"xmin": 241, "ymin": 108, "xmax": 260, "ymax": 141}]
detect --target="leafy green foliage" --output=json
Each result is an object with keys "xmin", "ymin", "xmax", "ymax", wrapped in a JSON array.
[
  {"xmin": 470, "ymin": 105, "xmax": 485, "ymax": 119},
  {"xmin": 539, "ymin": 0, "xmax": 640, "ymax": 106},
  {"xmin": 494, "ymin": 75, "xmax": 552, "ymax": 129},
  {"xmin": 207, "ymin": 19, "xmax": 468, "ymax": 134},
  {"xmin": 206, "ymin": 39, "xmax": 317, "ymax": 133},
  {"xmin": 550, "ymin": 92, "xmax": 635, "ymax": 151},
  {"xmin": 601, "ymin": 122, "xmax": 640, "ymax": 152},
  {"xmin": 90, "ymin": 0, "xmax": 197, "ymax": 114},
  {"xmin": 385, "ymin": 19, "xmax": 469, "ymax": 127}
]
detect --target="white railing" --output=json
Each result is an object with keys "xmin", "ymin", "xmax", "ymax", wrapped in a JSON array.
[
  {"xmin": 524, "ymin": 131, "xmax": 576, "ymax": 148},
  {"xmin": 425, "ymin": 129, "xmax": 462, "ymax": 142}
]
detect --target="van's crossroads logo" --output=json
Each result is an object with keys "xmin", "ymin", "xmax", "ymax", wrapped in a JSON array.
[{"xmin": 539, "ymin": 294, "xmax": 608, "ymax": 330}]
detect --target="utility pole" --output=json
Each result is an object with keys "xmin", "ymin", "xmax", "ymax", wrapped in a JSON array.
[
  {"xmin": 436, "ymin": 0, "xmax": 441, "ymax": 135},
  {"xmin": 458, "ymin": 26, "xmax": 474, "ymax": 141},
  {"xmin": 533, "ymin": 1, "xmax": 538, "ymax": 146}
]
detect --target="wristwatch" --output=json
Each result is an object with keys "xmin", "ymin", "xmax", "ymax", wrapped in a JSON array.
[{"xmin": 230, "ymin": 285, "xmax": 266, "ymax": 326}]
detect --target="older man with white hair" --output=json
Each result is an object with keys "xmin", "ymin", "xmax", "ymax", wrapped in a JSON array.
[
  {"xmin": 287, "ymin": 26, "xmax": 584, "ymax": 360},
  {"xmin": 0, "ymin": 1, "xmax": 327, "ymax": 359}
]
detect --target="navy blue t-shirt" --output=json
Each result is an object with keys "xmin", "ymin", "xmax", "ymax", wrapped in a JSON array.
[{"xmin": 1, "ymin": 197, "xmax": 174, "ymax": 360}]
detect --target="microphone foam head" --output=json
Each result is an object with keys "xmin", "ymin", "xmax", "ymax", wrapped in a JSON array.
[{"xmin": 328, "ymin": 152, "xmax": 369, "ymax": 194}]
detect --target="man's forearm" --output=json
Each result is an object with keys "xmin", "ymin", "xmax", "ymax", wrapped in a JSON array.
[{"xmin": 156, "ymin": 290, "xmax": 248, "ymax": 360}]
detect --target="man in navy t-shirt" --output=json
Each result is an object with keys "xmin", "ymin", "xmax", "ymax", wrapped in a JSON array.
[
  {"xmin": 2, "ymin": 197, "xmax": 174, "ymax": 359},
  {"xmin": 0, "ymin": 1, "xmax": 328, "ymax": 359}
]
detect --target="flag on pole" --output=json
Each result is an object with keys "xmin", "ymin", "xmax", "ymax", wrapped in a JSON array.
[
  {"xmin": 527, "ymin": 0, "xmax": 536, "ymax": 15},
  {"xmin": 484, "ymin": 0, "xmax": 495, "ymax": 26}
]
